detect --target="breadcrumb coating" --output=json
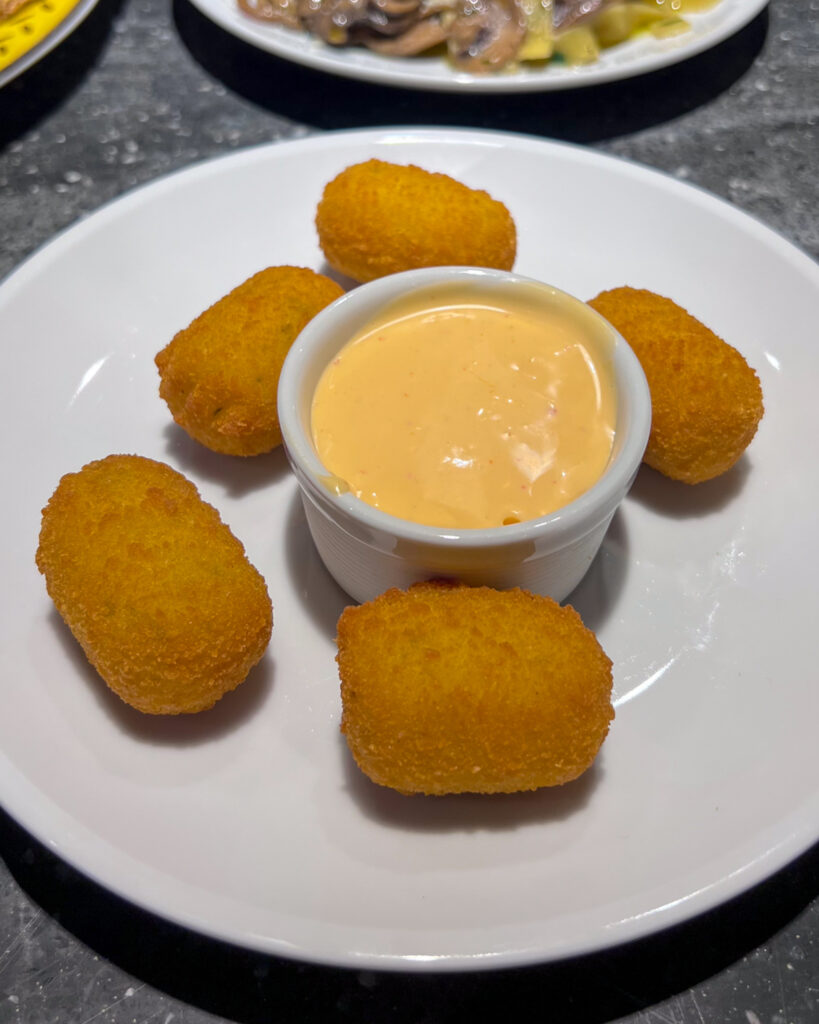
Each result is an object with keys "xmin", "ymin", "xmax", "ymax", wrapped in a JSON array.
[
  {"xmin": 315, "ymin": 160, "xmax": 517, "ymax": 283},
  {"xmin": 36, "ymin": 455, "xmax": 273, "ymax": 714},
  {"xmin": 156, "ymin": 266, "xmax": 344, "ymax": 456},
  {"xmin": 589, "ymin": 286, "xmax": 764, "ymax": 484},
  {"xmin": 337, "ymin": 581, "xmax": 613, "ymax": 795}
]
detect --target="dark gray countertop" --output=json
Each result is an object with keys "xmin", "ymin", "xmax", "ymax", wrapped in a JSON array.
[{"xmin": 1, "ymin": 1, "xmax": 818, "ymax": 1021}]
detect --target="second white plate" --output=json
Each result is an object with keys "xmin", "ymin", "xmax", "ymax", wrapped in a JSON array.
[{"xmin": 186, "ymin": 0, "xmax": 768, "ymax": 92}]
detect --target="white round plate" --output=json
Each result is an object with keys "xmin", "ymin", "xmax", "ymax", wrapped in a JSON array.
[
  {"xmin": 0, "ymin": 0, "xmax": 99, "ymax": 88},
  {"xmin": 185, "ymin": 0, "xmax": 768, "ymax": 92},
  {"xmin": 1, "ymin": 128, "xmax": 817, "ymax": 971}
]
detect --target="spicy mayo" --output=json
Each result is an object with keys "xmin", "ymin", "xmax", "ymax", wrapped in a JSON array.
[{"xmin": 311, "ymin": 284, "xmax": 616, "ymax": 529}]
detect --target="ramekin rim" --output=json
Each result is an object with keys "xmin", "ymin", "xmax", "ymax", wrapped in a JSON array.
[{"xmin": 278, "ymin": 266, "xmax": 651, "ymax": 550}]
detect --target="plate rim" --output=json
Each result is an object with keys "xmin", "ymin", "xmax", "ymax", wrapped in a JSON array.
[{"xmin": 3, "ymin": 126, "xmax": 817, "ymax": 292}]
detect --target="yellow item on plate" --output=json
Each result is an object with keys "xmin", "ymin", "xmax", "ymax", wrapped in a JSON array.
[{"xmin": 0, "ymin": 0, "xmax": 83, "ymax": 73}]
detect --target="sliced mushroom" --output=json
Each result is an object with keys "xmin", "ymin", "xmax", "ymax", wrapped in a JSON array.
[
  {"xmin": 365, "ymin": 13, "xmax": 449, "ymax": 52},
  {"xmin": 297, "ymin": 0, "xmax": 371, "ymax": 43},
  {"xmin": 299, "ymin": 0, "xmax": 438, "ymax": 40},
  {"xmin": 237, "ymin": 0, "xmax": 301, "ymax": 28},
  {"xmin": 348, "ymin": 0, "xmax": 415, "ymax": 35},
  {"xmin": 447, "ymin": 0, "xmax": 527, "ymax": 71},
  {"xmin": 371, "ymin": 0, "xmax": 420, "ymax": 18}
]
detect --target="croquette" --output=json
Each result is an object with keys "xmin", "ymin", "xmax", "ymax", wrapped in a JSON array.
[
  {"xmin": 156, "ymin": 266, "xmax": 344, "ymax": 456},
  {"xmin": 315, "ymin": 160, "xmax": 517, "ymax": 283},
  {"xmin": 337, "ymin": 581, "xmax": 613, "ymax": 795},
  {"xmin": 589, "ymin": 286, "xmax": 764, "ymax": 484},
  {"xmin": 36, "ymin": 454, "xmax": 272, "ymax": 714}
]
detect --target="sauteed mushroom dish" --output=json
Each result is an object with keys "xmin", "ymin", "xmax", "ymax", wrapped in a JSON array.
[{"xmin": 236, "ymin": 0, "xmax": 720, "ymax": 74}]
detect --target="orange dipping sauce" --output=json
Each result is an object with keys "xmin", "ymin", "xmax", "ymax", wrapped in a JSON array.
[{"xmin": 311, "ymin": 285, "xmax": 616, "ymax": 529}]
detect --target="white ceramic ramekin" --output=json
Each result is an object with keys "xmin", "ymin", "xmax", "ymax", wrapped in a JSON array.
[{"xmin": 278, "ymin": 267, "xmax": 651, "ymax": 604}]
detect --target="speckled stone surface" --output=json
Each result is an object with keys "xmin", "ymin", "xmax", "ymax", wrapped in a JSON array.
[{"xmin": 1, "ymin": 1, "xmax": 818, "ymax": 1021}]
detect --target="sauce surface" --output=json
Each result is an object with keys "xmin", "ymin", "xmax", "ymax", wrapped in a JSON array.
[{"xmin": 311, "ymin": 286, "xmax": 616, "ymax": 529}]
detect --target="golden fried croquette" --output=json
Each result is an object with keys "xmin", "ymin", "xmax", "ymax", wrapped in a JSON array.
[
  {"xmin": 156, "ymin": 266, "xmax": 343, "ymax": 456},
  {"xmin": 36, "ymin": 454, "xmax": 272, "ymax": 714},
  {"xmin": 589, "ymin": 286, "xmax": 764, "ymax": 484},
  {"xmin": 315, "ymin": 160, "xmax": 517, "ymax": 283},
  {"xmin": 337, "ymin": 581, "xmax": 613, "ymax": 795}
]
